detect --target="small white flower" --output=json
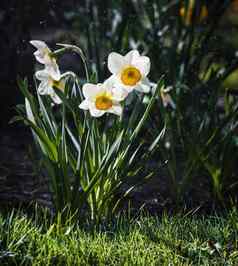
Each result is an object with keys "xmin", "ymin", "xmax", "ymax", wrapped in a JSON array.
[
  {"xmin": 30, "ymin": 40, "xmax": 60, "ymax": 80},
  {"xmin": 35, "ymin": 68, "xmax": 65, "ymax": 104},
  {"xmin": 107, "ymin": 50, "xmax": 151, "ymax": 94},
  {"xmin": 160, "ymin": 86, "xmax": 176, "ymax": 109},
  {"xmin": 79, "ymin": 78, "xmax": 126, "ymax": 117}
]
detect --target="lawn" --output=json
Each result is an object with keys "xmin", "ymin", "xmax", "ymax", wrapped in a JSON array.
[{"xmin": 0, "ymin": 208, "xmax": 237, "ymax": 265}]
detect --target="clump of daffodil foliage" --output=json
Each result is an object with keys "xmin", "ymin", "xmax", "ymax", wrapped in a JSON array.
[{"xmin": 16, "ymin": 40, "xmax": 165, "ymax": 223}]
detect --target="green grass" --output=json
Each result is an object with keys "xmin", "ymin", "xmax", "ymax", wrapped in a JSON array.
[{"xmin": 0, "ymin": 208, "xmax": 237, "ymax": 265}]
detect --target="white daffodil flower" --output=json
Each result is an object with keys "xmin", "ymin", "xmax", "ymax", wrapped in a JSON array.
[
  {"xmin": 79, "ymin": 78, "xmax": 126, "ymax": 117},
  {"xmin": 160, "ymin": 86, "xmax": 176, "ymax": 109},
  {"xmin": 30, "ymin": 40, "xmax": 60, "ymax": 80},
  {"xmin": 35, "ymin": 69, "xmax": 65, "ymax": 104},
  {"xmin": 107, "ymin": 50, "xmax": 151, "ymax": 94}
]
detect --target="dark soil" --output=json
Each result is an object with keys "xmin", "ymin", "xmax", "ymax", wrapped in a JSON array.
[
  {"xmin": 0, "ymin": 126, "xmax": 236, "ymax": 216},
  {"xmin": 0, "ymin": 126, "xmax": 52, "ymax": 210}
]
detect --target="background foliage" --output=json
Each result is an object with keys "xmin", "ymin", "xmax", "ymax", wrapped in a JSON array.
[{"xmin": 1, "ymin": 0, "xmax": 238, "ymax": 211}]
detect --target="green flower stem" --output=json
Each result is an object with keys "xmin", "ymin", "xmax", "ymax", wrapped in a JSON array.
[
  {"xmin": 54, "ymin": 44, "xmax": 90, "ymax": 82},
  {"xmin": 61, "ymin": 102, "xmax": 71, "ymax": 206}
]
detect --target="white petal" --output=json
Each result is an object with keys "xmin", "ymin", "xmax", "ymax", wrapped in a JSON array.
[
  {"xmin": 34, "ymin": 50, "xmax": 46, "ymax": 64},
  {"xmin": 38, "ymin": 81, "xmax": 53, "ymax": 95},
  {"xmin": 141, "ymin": 77, "xmax": 151, "ymax": 87},
  {"xmin": 112, "ymin": 86, "xmax": 128, "ymax": 101},
  {"xmin": 30, "ymin": 40, "xmax": 49, "ymax": 50},
  {"xmin": 108, "ymin": 52, "xmax": 125, "ymax": 74},
  {"xmin": 50, "ymin": 92, "xmax": 62, "ymax": 105},
  {"xmin": 132, "ymin": 56, "xmax": 150, "ymax": 76},
  {"xmin": 82, "ymin": 83, "xmax": 102, "ymax": 100},
  {"xmin": 79, "ymin": 99, "xmax": 90, "ymax": 110},
  {"xmin": 102, "ymin": 76, "xmax": 126, "ymax": 100},
  {"xmin": 35, "ymin": 69, "xmax": 50, "ymax": 81},
  {"xmin": 117, "ymin": 84, "xmax": 134, "ymax": 94},
  {"xmin": 34, "ymin": 51, "xmax": 52, "ymax": 65},
  {"xmin": 46, "ymin": 62, "xmax": 61, "ymax": 81},
  {"xmin": 89, "ymin": 106, "xmax": 105, "ymax": 117},
  {"xmin": 109, "ymin": 104, "xmax": 123, "ymax": 116},
  {"xmin": 103, "ymin": 75, "xmax": 116, "ymax": 88},
  {"xmin": 135, "ymin": 80, "xmax": 151, "ymax": 93},
  {"xmin": 30, "ymin": 40, "xmax": 54, "ymax": 66},
  {"xmin": 125, "ymin": 50, "xmax": 140, "ymax": 64}
]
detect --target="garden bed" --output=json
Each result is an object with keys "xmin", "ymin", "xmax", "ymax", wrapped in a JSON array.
[{"xmin": 0, "ymin": 127, "xmax": 235, "ymax": 217}]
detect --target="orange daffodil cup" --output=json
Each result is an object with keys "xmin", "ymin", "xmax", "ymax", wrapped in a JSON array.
[{"xmin": 79, "ymin": 50, "xmax": 151, "ymax": 117}]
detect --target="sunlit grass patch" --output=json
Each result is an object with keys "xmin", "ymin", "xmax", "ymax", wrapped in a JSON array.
[{"xmin": 0, "ymin": 209, "xmax": 237, "ymax": 265}]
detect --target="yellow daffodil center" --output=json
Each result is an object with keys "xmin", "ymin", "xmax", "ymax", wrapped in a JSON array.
[
  {"xmin": 52, "ymin": 79, "xmax": 64, "ymax": 91},
  {"xmin": 121, "ymin": 66, "xmax": 142, "ymax": 86},
  {"xmin": 95, "ymin": 92, "xmax": 113, "ymax": 110}
]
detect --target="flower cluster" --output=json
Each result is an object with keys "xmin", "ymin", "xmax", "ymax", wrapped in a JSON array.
[
  {"xmin": 31, "ymin": 41, "xmax": 151, "ymax": 117},
  {"xmin": 80, "ymin": 50, "xmax": 151, "ymax": 117},
  {"xmin": 30, "ymin": 40, "xmax": 65, "ymax": 104}
]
